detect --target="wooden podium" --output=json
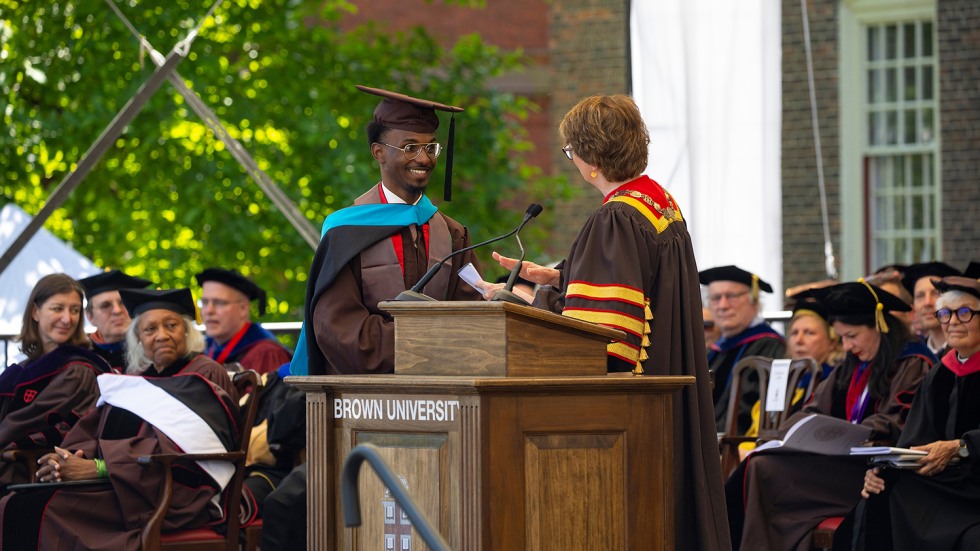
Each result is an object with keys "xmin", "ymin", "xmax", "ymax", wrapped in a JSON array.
[{"xmin": 288, "ymin": 301, "xmax": 692, "ymax": 551}]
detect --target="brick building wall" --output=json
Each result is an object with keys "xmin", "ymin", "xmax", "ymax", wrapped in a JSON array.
[
  {"xmin": 780, "ymin": 0, "xmax": 841, "ymax": 289},
  {"xmin": 937, "ymin": 0, "xmax": 980, "ymax": 263},
  {"xmin": 547, "ymin": 0, "xmax": 630, "ymax": 255}
]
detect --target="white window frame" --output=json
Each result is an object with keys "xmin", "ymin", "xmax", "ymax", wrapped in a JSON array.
[{"xmin": 839, "ymin": 0, "xmax": 940, "ymax": 278}]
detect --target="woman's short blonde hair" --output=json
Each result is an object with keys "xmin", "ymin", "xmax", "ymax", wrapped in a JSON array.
[
  {"xmin": 559, "ymin": 94, "xmax": 650, "ymax": 183},
  {"xmin": 124, "ymin": 313, "xmax": 205, "ymax": 374}
]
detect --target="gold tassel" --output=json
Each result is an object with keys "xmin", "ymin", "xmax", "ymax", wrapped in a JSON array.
[
  {"xmin": 751, "ymin": 274, "xmax": 760, "ymax": 302},
  {"xmin": 632, "ymin": 361, "xmax": 644, "ymax": 375},
  {"xmin": 644, "ymin": 299, "xmax": 653, "ymax": 320},
  {"xmin": 858, "ymin": 277, "xmax": 890, "ymax": 333}
]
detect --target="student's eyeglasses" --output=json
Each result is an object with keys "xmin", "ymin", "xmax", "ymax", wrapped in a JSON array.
[
  {"xmin": 935, "ymin": 307, "xmax": 980, "ymax": 324},
  {"xmin": 561, "ymin": 144, "xmax": 574, "ymax": 160},
  {"xmin": 378, "ymin": 142, "xmax": 442, "ymax": 160}
]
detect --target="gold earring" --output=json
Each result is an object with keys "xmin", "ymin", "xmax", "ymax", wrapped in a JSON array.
[{"xmin": 590, "ymin": 170, "xmax": 597, "ymax": 178}]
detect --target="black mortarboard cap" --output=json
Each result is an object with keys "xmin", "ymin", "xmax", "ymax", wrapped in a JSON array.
[
  {"xmin": 932, "ymin": 276, "xmax": 980, "ymax": 301},
  {"xmin": 699, "ymin": 265, "xmax": 773, "ymax": 301},
  {"xmin": 77, "ymin": 270, "xmax": 151, "ymax": 300},
  {"xmin": 194, "ymin": 268, "xmax": 268, "ymax": 317},
  {"xmin": 900, "ymin": 261, "xmax": 961, "ymax": 295},
  {"xmin": 964, "ymin": 261, "xmax": 980, "ymax": 280},
  {"xmin": 119, "ymin": 288, "xmax": 197, "ymax": 319},
  {"xmin": 357, "ymin": 84, "xmax": 464, "ymax": 202},
  {"xmin": 816, "ymin": 280, "xmax": 911, "ymax": 333}
]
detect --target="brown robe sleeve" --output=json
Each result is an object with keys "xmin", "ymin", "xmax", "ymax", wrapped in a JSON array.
[{"xmin": 0, "ymin": 363, "xmax": 102, "ymax": 450}]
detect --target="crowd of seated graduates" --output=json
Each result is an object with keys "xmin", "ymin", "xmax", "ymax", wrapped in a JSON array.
[
  {"xmin": 0, "ymin": 269, "xmax": 303, "ymax": 549},
  {"xmin": 707, "ymin": 261, "xmax": 980, "ymax": 550}
]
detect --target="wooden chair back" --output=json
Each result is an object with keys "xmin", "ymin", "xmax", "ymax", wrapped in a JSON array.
[{"xmin": 140, "ymin": 370, "xmax": 262, "ymax": 551}]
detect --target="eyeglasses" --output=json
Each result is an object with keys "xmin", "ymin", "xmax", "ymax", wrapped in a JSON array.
[
  {"xmin": 378, "ymin": 142, "xmax": 442, "ymax": 160},
  {"xmin": 707, "ymin": 291, "xmax": 751, "ymax": 305},
  {"xmin": 561, "ymin": 144, "xmax": 574, "ymax": 160},
  {"xmin": 703, "ymin": 320, "xmax": 716, "ymax": 330},
  {"xmin": 197, "ymin": 298, "xmax": 246, "ymax": 309},
  {"xmin": 935, "ymin": 307, "xmax": 980, "ymax": 324}
]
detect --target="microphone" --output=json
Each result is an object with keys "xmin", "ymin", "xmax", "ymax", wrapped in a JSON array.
[
  {"xmin": 490, "ymin": 213, "xmax": 536, "ymax": 305},
  {"xmin": 394, "ymin": 203, "xmax": 544, "ymax": 301}
]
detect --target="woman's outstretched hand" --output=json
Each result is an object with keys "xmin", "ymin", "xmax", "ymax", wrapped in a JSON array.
[{"xmin": 491, "ymin": 251, "xmax": 560, "ymax": 288}]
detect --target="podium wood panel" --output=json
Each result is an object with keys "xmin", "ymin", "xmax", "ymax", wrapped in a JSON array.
[{"xmin": 290, "ymin": 374, "xmax": 690, "ymax": 550}]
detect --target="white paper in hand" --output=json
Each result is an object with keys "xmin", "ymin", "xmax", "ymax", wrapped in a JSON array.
[{"xmin": 457, "ymin": 262, "xmax": 486, "ymax": 293}]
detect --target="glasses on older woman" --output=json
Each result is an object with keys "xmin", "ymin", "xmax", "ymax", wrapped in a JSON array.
[
  {"xmin": 935, "ymin": 306, "xmax": 980, "ymax": 324},
  {"xmin": 561, "ymin": 144, "xmax": 574, "ymax": 160}
]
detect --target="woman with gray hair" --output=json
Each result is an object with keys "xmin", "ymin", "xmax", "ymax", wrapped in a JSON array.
[{"xmin": 854, "ymin": 274, "xmax": 980, "ymax": 550}]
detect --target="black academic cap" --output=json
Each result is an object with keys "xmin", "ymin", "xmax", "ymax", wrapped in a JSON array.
[
  {"xmin": 357, "ymin": 84, "xmax": 464, "ymax": 202},
  {"xmin": 816, "ymin": 280, "xmax": 911, "ymax": 333},
  {"xmin": 900, "ymin": 261, "xmax": 961, "ymax": 294},
  {"xmin": 964, "ymin": 261, "xmax": 980, "ymax": 280},
  {"xmin": 77, "ymin": 270, "xmax": 151, "ymax": 300},
  {"xmin": 194, "ymin": 268, "xmax": 267, "ymax": 317},
  {"xmin": 699, "ymin": 265, "xmax": 773, "ymax": 301},
  {"xmin": 932, "ymin": 276, "xmax": 980, "ymax": 301},
  {"xmin": 787, "ymin": 287, "xmax": 831, "ymax": 322},
  {"xmin": 119, "ymin": 288, "xmax": 197, "ymax": 319}
]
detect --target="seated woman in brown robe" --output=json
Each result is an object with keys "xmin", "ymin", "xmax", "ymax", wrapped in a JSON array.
[
  {"xmin": 0, "ymin": 273, "xmax": 111, "ymax": 490},
  {"xmin": 851, "ymin": 275, "xmax": 980, "ymax": 551},
  {"xmin": 0, "ymin": 288, "xmax": 238, "ymax": 551},
  {"xmin": 726, "ymin": 281, "xmax": 936, "ymax": 551}
]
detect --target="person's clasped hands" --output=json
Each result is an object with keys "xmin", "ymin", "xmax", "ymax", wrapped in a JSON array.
[{"xmin": 36, "ymin": 446, "xmax": 100, "ymax": 483}]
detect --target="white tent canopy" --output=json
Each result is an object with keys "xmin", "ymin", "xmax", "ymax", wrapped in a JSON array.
[
  {"xmin": 0, "ymin": 203, "xmax": 100, "ymax": 364},
  {"xmin": 630, "ymin": 0, "xmax": 784, "ymax": 312}
]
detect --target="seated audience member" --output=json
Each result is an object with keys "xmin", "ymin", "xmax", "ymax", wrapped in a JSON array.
[
  {"xmin": 700, "ymin": 265, "xmax": 786, "ymax": 433},
  {"xmin": 0, "ymin": 287, "xmax": 239, "ymax": 550},
  {"xmin": 865, "ymin": 264, "xmax": 915, "ymax": 333},
  {"xmin": 195, "ymin": 268, "xmax": 292, "ymax": 375},
  {"xmin": 852, "ymin": 275, "xmax": 980, "ymax": 550},
  {"xmin": 901, "ymin": 261, "xmax": 961, "ymax": 357},
  {"xmin": 0, "ymin": 274, "xmax": 111, "ymax": 490},
  {"xmin": 739, "ymin": 297, "xmax": 845, "ymax": 452},
  {"xmin": 726, "ymin": 280, "xmax": 935, "ymax": 550},
  {"xmin": 77, "ymin": 269, "xmax": 151, "ymax": 371}
]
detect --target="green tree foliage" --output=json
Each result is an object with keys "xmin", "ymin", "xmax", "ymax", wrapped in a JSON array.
[{"xmin": 0, "ymin": 0, "xmax": 567, "ymax": 326}]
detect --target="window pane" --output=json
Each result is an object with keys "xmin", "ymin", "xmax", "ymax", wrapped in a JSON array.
[
  {"xmin": 885, "ymin": 68, "xmax": 897, "ymax": 102},
  {"xmin": 922, "ymin": 66, "xmax": 934, "ymax": 100},
  {"xmin": 886, "ymin": 110, "xmax": 898, "ymax": 145},
  {"xmin": 903, "ymin": 67, "xmax": 917, "ymax": 101},
  {"xmin": 911, "ymin": 194, "xmax": 924, "ymax": 229},
  {"xmin": 910, "ymin": 154, "xmax": 924, "ymax": 187},
  {"xmin": 886, "ymin": 25, "xmax": 898, "ymax": 59},
  {"xmin": 895, "ymin": 195, "xmax": 907, "ymax": 230},
  {"xmin": 869, "ymin": 27, "xmax": 881, "ymax": 61},
  {"xmin": 875, "ymin": 195, "xmax": 891, "ymax": 230},
  {"xmin": 922, "ymin": 108, "xmax": 934, "ymax": 143},
  {"xmin": 903, "ymin": 23, "xmax": 916, "ymax": 58},
  {"xmin": 868, "ymin": 69, "xmax": 880, "ymax": 103},
  {"xmin": 923, "ymin": 23, "xmax": 933, "ymax": 57},
  {"xmin": 904, "ymin": 109, "xmax": 917, "ymax": 144}
]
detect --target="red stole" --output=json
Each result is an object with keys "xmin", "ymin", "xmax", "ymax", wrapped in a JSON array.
[
  {"xmin": 378, "ymin": 185, "xmax": 430, "ymax": 275},
  {"xmin": 942, "ymin": 349, "xmax": 980, "ymax": 377}
]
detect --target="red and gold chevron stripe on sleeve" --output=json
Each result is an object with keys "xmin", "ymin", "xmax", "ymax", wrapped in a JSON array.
[
  {"xmin": 566, "ymin": 281, "xmax": 645, "ymax": 306},
  {"xmin": 562, "ymin": 306, "xmax": 646, "ymax": 338}
]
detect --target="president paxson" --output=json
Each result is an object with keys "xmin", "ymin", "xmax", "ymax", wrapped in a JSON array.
[{"xmin": 291, "ymin": 84, "xmax": 483, "ymax": 377}]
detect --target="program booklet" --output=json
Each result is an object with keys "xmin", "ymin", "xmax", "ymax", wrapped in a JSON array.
[
  {"xmin": 850, "ymin": 446, "xmax": 929, "ymax": 469},
  {"xmin": 749, "ymin": 413, "xmax": 872, "ymax": 456}
]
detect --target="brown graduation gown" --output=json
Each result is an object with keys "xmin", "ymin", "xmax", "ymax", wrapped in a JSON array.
[{"xmin": 313, "ymin": 186, "xmax": 482, "ymax": 374}]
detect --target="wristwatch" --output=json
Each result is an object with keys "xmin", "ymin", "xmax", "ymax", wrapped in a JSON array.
[{"xmin": 958, "ymin": 439, "xmax": 970, "ymax": 459}]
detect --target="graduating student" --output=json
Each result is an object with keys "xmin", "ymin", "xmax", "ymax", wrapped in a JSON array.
[
  {"xmin": 194, "ymin": 267, "xmax": 291, "ymax": 375},
  {"xmin": 295, "ymin": 85, "xmax": 482, "ymax": 376},
  {"xmin": 77, "ymin": 269, "xmax": 151, "ymax": 371}
]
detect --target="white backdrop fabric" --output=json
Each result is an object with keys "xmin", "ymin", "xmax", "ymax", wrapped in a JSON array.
[{"xmin": 630, "ymin": 0, "xmax": 784, "ymax": 312}]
